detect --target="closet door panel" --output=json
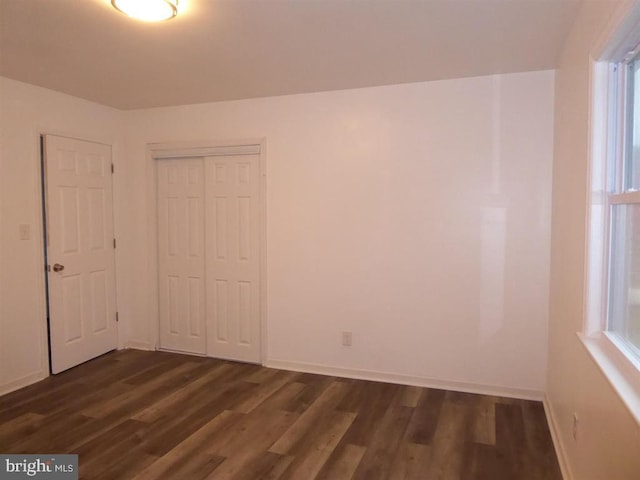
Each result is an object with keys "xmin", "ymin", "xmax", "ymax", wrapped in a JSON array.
[{"xmin": 157, "ymin": 158, "xmax": 206, "ymax": 354}]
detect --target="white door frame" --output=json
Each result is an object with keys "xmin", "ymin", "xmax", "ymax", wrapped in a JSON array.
[{"xmin": 145, "ymin": 138, "xmax": 268, "ymax": 364}]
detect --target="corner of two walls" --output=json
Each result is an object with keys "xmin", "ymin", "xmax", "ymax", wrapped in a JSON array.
[{"xmin": 0, "ymin": 70, "xmax": 555, "ymax": 401}]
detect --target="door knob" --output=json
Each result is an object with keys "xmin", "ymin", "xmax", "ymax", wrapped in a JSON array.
[{"xmin": 52, "ymin": 263, "xmax": 65, "ymax": 272}]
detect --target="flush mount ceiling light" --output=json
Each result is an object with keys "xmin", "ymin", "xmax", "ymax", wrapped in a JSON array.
[{"xmin": 111, "ymin": 0, "xmax": 178, "ymax": 22}]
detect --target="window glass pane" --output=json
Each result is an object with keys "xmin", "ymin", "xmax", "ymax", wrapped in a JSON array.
[
  {"xmin": 609, "ymin": 204, "xmax": 640, "ymax": 352},
  {"xmin": 627, "ymin": 53, "xmax": 640, "ymax": 190}
]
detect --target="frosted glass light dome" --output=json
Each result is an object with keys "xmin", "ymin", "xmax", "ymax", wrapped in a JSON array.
[{"xmin": 111, "ymin": 0, "xmax": 178, "ymax": 22}]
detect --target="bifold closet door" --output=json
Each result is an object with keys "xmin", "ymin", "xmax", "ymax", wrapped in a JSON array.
[
  {"xmin": 157, "ymin": 158, "xmax": 206, "ymax": 354},
  {"xmin": 157, "ymin": 154, "xmax": 261, "ymax": 362},
  {"xmin": 205, "ymin": 154, "xmax": 261, "ymax": 363}
]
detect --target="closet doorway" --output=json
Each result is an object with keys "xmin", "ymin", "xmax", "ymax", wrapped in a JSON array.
[{"xmin": 154, "ymin": 142, "xmax": 264, "ymax": 364}]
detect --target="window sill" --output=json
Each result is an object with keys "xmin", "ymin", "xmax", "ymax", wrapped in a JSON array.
[{"xmin": 578, "ymin": 332, "xmax": 640, "ymax": 425}]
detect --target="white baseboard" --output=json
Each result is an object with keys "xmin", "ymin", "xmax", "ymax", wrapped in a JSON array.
[
  {"xmin": 0, "ymin": 370, "xmax": 48, "ymax": 397},
  {"xmin": 124, "ymin": 340, "xmax": 155, "ymax": 351},
  {"xmin": 543, "ymin": 393, "xmax": 573, "ymax": 480},
  {"xmin": 265, "ymin": 358, "xmax": 543, "ymax": 401}
]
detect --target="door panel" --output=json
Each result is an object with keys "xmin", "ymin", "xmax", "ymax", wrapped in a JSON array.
[
  {"xmin": 45, "ymin": 135, "xmax": 117, "ymax": 374},
  {"xmin": 206, "ymin": 154, "xmax": 261, "ymax": 363},
  {"xmin": 157, "ymin": 158, "xmax": 206, "ymax": 354}
]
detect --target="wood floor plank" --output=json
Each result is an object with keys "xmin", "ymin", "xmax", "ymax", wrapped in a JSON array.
[
  {"xmin": 81, "ymin": 361, "xmax": 201, "ymax": 418},
  {"xmin": 459, "ymin": 441, "xmax": 501, "ymax": 480},
  {"xmin": 84, "ymin": 451, "xmax": 158, "ymax": 480},
  {"xmin": 73, "ymin": 419, "xmax": 152, "ymax": 480},
  {"xmin": 153, "ymin": 451, "xmax": 226, "ymax": 480},
  {"xmin": 138, "ymin": 381, "xmax": 258, "ymax": 457},
  {"xmin": 399, "ymin": 385, "xmax": 423, "ymax": 408},
  {"xmin": 404, "ymin": 387, "xmax": 446, "ymax": 445},
  {"xmin": 0, "ymin": 350, "xmax": 563, "ymax": 480},
  {"xmin": 470, "ymin": 394, "xmax": 496, "ymax": 446},
  {"xmin": 5, "ymin": 413, "xmax": 104, "ymax": 454},
  {"xmin": 131, "ymin": 411, "xmax": 239, "ymax": 480},
  {"xmin": 44, "ymin": 379, "xmax": 132, "ymax": 417},
  {"xmin": 244, "ymin": 366, "xmax": 282, "ymax": 384},
  {"xmin": 0, "ymin": 412, "xmax": 44, "ymax": 446},
  {"xmin": 339, "ymin": 382, "xmax": 402, "ymax": 447},
  {"xmin": 389, "ymin": 442, "xmax": 432, "ymax": 480},
  {"xmin": 424, "ymin": 396, "xmax": 472, "ymax": 480},
  {"xmin": 284, "ymin": 374, "xmax": 335, "ymax": 414},
  {"xmin": 83, "ymin": 350, "xmax": 184, "ymax": 388},
  {"xmin": 495, "ymin": 402, "xmax": 527, "ymax": 478},
  {"xmin": 234, "ymin": 452, "xmax": 294, "ymax": 480},
  {"xmin": 352, "ymin": 405, "xmax": 413, "ymax": 480},
  {"xmin": 73, "ymin": 419, "xmax": 148, "ymax": 461},
  {"xmin": 203, "ymin": 410, "xmax": 298, "ymax": 479},
  {"xmin": 210, "ymin": 410, "xmax": 297, "ymax": 458},
  {"xmin": 315, "ymin": 443, "xmax": 366, "ymax": 480},
  {"xmin": 122, "ymin": 356, "xmax": 192, "ymax": 386},
  {"xmin": 233, "ymin": 369, "xmax": 298, "ymax": 414},
  {"xmin": 334, "ymin": 378, "xmax": 368, "ymax": 413},
  {"xmin": 253, "ymin": 381, "xmax": 307, "ymax": 414},
  {"xmin": 131, "ymin": 362, "xmax": 234, "ymax": 423},
  {"xmin": 278, "ymin": 410, "xmax": 356, "ymax": 480},
  {"xmin": 269, "ymin": 380, "xmax": 347, "ymax": 455}
]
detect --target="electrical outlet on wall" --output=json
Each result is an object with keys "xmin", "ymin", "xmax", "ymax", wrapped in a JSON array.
[{"xmin": 342, "ymin": 331, "xmax": 352, "ymax": 347}]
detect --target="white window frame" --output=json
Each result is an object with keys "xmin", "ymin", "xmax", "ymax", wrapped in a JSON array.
[{"xmin": 582, "ymin": 3, "xmax": 640, "ymax": 424}]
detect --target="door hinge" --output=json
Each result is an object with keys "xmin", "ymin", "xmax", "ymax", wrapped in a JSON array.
[
  {"xmin": 116, "ymin": 312, "xmax": 119, "ymax": 322},
  {"xmin": 113, "ymin": 238, "xmax": 116, "ymax": 249},
  {"xmin": 111, "ymin": 163, "xmax": 114, "ymax": 174}
]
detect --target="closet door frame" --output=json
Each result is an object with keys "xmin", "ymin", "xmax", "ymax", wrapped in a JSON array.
[{"xmin": 145, "ymin": 139, "xmax": 267, "ymax": 363}]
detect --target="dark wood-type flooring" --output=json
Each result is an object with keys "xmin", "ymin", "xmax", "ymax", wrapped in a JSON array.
[{"xmin": 0, "ymin": 350, "xmax": 562, "ymax": 479}]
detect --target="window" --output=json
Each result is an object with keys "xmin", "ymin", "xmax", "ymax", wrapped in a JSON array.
[
  {"xmin": 606, "ymin": 48, "xmax": 640, "ymax": 362},
  {"xmin": 583, "ymin": 6, "xmax": 640, "ymax": 423}
]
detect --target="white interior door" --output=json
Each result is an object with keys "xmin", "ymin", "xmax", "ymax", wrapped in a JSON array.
[
  {"xmin": 157, "ymin": 158, "xmax": 206, "ymax": 354},
  {"xmin": 45, "ymin": 135, "xmax": 117, "ymax": 374},
  {"xmin": 205, "ymin": 154, "xmax": 261, "ymax": 363}
]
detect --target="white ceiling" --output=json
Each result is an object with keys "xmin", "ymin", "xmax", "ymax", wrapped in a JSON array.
[{"xmin": 0, "ymin": 0, "xmax": 580, "ymax": 110}]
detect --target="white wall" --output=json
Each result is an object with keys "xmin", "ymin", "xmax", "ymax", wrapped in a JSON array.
[
  {"xmin": 0, "ymin": 71, "xmax": 554, "ymax": 399},
  {"xmin": 0, "ymin": 77, "xmax": 124, "ymax": 394},
  {"xmin": 547, "ymin": 1, "xmax": 640, "ymax": 479},
  {"xmin": 123, "ymin": 70, "xmax": 555, "ymax": 397}
]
